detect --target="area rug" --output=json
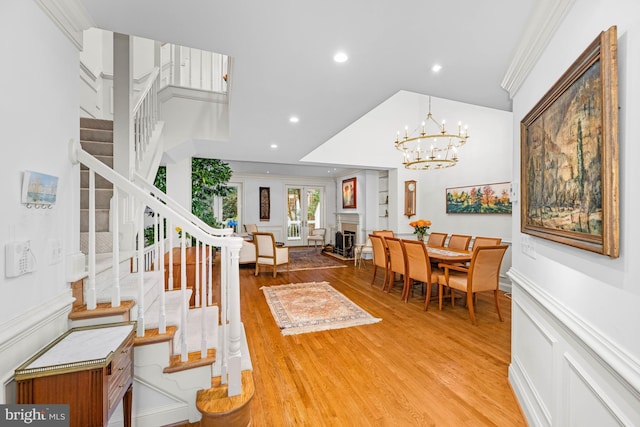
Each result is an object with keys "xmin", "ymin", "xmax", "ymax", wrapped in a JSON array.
[
  {"xmin": 261, "ymin": 281, "xmax": 381, "ymax": 335},
  {"xmin": 277, "ymin": 247, "xmax": 347, "ymax": 272}
]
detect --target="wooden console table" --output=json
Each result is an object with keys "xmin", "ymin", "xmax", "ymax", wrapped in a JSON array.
[{"xmin": 15, "ymin": 322, "xmax": 135, "ymax": 427}]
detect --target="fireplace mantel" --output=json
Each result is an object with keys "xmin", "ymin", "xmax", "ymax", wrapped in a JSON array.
[{"xmin": 335, "ymin": 213, "xmax": 361, "ymax": 244}]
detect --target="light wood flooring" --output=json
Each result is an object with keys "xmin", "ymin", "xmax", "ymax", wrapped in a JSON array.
[{"xmin": 237, "ymin": 254, "xmax": 527, "ymax": 426}]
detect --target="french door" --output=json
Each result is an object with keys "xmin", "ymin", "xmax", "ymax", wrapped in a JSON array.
[{"xmin": 285, "ymin": 185, "xmax": 324, "ymax": 247}]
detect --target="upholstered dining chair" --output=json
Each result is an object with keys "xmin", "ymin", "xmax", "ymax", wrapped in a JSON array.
[
  {"xmin": 384, "ymin": 237, "xmax": 406, "ymax": 294},
  {"xmin": 426, "ymin": 232, "xmax": 447, "ymax": 247},
  {"xmin": 447, "ymin": 234, "xmax": 472, "ymax": 250},
  {"xmin": 437, "ymin": 245, "xmax": 509, "ymax": 325},
  {"xmin": 401, "ymin": 239, "xmax": 442, "ymax": 309},
  {"xmin": 372, "ymin": 229, "xmax": 395, "ymax": 239},
  {"xmin": 253, "ymin": 232, "xmax": 289, "ymax": 277},
  {"xmin": 307, "ymin": 227, "xmax": 326, "ymax": 249},
  {"xmin": 369, "ymin": 234, "xmax": 389, "ymax": 289},
  {"xmin": 471, "ymin": 236, "xmax": 502, "ymax": 250},
  {"xmin": 244, "ymin": 223, "xmax": 258, "ymax": 234}
]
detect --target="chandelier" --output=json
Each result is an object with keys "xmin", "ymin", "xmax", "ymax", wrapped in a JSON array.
[{"xmin": 394, "ymin": 97, "xmax": 469, "ymax": 170}]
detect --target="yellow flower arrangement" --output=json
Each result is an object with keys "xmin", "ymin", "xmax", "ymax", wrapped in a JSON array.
[{"xmin": 409, "ymin": 219, "xmax": 431, "ymax": 240}]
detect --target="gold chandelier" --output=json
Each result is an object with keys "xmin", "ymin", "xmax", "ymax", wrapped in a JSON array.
[{"xmin": 394, "ymin": 97, "xmax": 469, "ymax": 170}]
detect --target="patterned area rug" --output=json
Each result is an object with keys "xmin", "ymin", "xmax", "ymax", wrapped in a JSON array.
[
  {"xmin": 278, "ymin": 247, "xmax": 348, "ymax": 272},
  {"xmin": 261, "ymin": 282, "xmax": 381, "ymax": 335}
]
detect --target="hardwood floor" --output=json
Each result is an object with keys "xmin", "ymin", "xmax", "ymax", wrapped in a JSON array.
[{"xmin": 238, "ymin": 257, "xmax": 526, "ymax": 426}]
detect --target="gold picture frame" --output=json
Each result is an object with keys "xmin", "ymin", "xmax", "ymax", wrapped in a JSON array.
[{"xmin": 521, "ymin": 26, "xmax": 619, "ymax": 258}]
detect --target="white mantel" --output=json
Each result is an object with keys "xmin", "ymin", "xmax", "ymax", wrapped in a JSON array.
[{"xmin": 335, "ymin": 212, "xmax": 362, "ymax": 244}]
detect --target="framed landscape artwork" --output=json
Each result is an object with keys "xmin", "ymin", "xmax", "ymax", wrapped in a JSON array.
[
  {"xmin": 521, "ymin": 26, "xmax": 619, "ymax": 258},
  {"xmin": 342, "ymin": 177, "xmax": 356, "ymax": 209},
  {"xmin": 446, "ymin": 182, "xmax": 512, "ymax": 214}
]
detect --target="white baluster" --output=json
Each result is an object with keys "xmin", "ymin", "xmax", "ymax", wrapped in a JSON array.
[
  {"xmin": 227, "ymin": 237, "xmax": 243, "ymax": 396},
  {"xmin": 168, "ymin": 219, "xmax": 174, "ymax": 290},
  {"xmin": 158, "ymin": 213, "xmax": 166, "ymax": 334},
  {"xmin": 111, "ymin": 187, "xmax": 120, "ymax": 307},
  {"xmin": 200, "ymin": 242, "xmax": 207, "ymax": 359},
  {"xmin": 180, "ymin": 232, "xmax": 188, "ymax": 362},
  {"xmin": 87, "ymin": 170, "xmax": 97, "ymax": 310},
  {"xmin": 136, "ymin": 205, "xmax": 145, "ymax": 337},
  {"xmin": 195, "ymin": 237, "xmax": 200, "ymax": 307}
]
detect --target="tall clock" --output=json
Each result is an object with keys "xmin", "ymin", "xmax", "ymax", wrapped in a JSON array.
[{"xmin": 404, "ymin": 180, "xmax": 416, "ymax": 218}]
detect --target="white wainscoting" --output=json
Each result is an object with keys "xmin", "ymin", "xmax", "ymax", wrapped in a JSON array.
[
  {"xmin": 508, "ymin": 269, "xmax": 640, "ymax": 426},
  {"xmin": 0, "ymin": 290, "xmax": 74, "ymax": 403}
]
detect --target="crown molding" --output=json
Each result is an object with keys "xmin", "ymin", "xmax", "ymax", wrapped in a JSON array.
[
  {"xmin": 501, "ymin": 0, "xmax": 576, "ymax": 99},
  {"xmin": 34, "ymin": 0, "xmax": 94, "ymax": 50}
]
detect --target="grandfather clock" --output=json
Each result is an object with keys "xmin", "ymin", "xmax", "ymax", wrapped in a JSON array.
[{"xmin": 404, "ymin": 180, "xmax": 416, "ymax": 218}]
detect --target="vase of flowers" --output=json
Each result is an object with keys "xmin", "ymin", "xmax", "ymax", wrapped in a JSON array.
[{"xmin": 409, "ymin": 219, "xmax": 431, "ymax": 242}]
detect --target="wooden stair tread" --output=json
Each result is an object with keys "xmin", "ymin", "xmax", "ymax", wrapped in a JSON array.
[
  {"xmin": 68, "ymin": 300, "xmax": 135, "ymax": 320},
  {"xmin": 134, "ymin": 326, "xmax": 177, "ymax": 346},
  {"xmin": 163, "ymin": 348, "xmax": 216, "ymax": 374},
  {"xmin": 197, "ymin": 370, "xmax": 255, "ymax": 414}
]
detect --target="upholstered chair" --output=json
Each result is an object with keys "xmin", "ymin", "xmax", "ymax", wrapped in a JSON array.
[
  {"xmin": 307, "ymin": 227, "xmax": 326, "ymax": 249},
  {"xmin": 437, "ymin": 245, "xmax": 508, "ymax": 325},
  {"xmin": 369, "ymin": 234, "xmax": 389, "ymax": 290},
  {"xmin": 254, "ymin": 232, "xmax": 289, "ymax": 277},
  {"xmin": 426, "ymin": 232, "xmax": 447, "ymax": 247},
  {"xmin": 244, "ymin": 224, "xmax": 258, "ymax": 233},
  {"xmin": 471, "ymin": 236, "xmax": 502, "ymax": 250},
  {"xmin": 384, "ymin": 237, "xmax": 406, "ymax": 294},
  {"xmin": 401, "ymin": 239, "xmax": 442, "ymax": 309},
  {"xmin": 447, "ymin": 234, "xmax": 472, "ymax": 250}
]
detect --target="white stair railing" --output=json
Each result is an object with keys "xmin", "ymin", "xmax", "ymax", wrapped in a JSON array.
[
  {"xmin": 133, "ymin": 67, "xmax": 160, "ymax": 170},
  {"xmin": 71, "ymin": 140, "xmax": 244, "ymax": 396}
]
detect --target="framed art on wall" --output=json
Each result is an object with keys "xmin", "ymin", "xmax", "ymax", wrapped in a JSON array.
[
  {"xmin": 259, "ymin": 187, "xmax": 270, "ymax": 221},
  {"xmin": 342, "ymin": 177, "xmax": 356, "ymax": 209},
  {"xmin": 446, "ymin": 182, "xmax": 512, "ymax": 214},
  {"xmin": 521, "ymin": 26, "xmax": 619, "ymax": 258}
]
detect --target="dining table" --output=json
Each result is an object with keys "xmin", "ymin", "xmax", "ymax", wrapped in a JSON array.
[{"xmin": 425, "ymin": 245, "xmax": 472, "ymax": 264}]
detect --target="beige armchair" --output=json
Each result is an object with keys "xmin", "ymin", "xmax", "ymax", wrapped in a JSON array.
[
  {"xmin": 307, "ymin": 227, "xmax": 326, "ymax": 249},
  {"xmin": 254, "ymin": 232, "xmax": 289, "ymax": 277},
  {"xmin": 244, "ymin": 224, "xmax": 258, "ymax": 233}
]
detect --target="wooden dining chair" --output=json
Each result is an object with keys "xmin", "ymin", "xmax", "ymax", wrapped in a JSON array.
[
  {"xmin": 372, "ymin": 229, "xmax": 395, "ymax": 239},
  {"xmin": 384, "ymin": 237, "xmax": 406, "ymax": 294},
  {"xmin": 401, "ymin": 239, "xmax": 442, "ymax": 309},
  {"xmin": 369, "ymin": 234, "xmax": 389, "ymax": 290},
  {"xmin": 426, "ymin": 232, "xmax": 447, "ymax": 247},
  {"xmin": 254, "ymin": 232, "xmax": 289, "ymax": 277},
  {"xmin": 437, "ymin": 245, "xmax": 509, "ymax": 325},
  {"xmin": 447, "ymin": 234, "xmax": 472, "ymax": 250}
]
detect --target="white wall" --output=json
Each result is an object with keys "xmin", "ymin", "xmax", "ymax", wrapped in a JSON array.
[
  {"xmin": 510, "ymin": 0, "xmax": 640, "ymax": 424},
  {"xmin": 234, "ymin": 173, "xmax": 336, "ymax": 244},
  {"xmin": 0, "ymin": 0, "xmax": 79, "ymax": 401}
]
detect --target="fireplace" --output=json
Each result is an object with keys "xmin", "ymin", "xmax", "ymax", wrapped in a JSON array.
[{"xmin": 335, "ymin": 230, "xmax": 356, "ymax": 257}]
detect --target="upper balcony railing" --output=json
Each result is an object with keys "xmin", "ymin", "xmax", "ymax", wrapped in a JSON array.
[{"xmin": 160, "ymin": 43, "xmax": 229, "ymax": 93}]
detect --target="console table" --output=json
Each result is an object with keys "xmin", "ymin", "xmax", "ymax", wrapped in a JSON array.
[{"xmin": 15, "ymin": 322, "xmax": 135, "ymax": 427}]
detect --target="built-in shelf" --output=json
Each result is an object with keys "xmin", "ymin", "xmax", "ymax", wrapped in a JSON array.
[{"xmin": 378, "ymin": 172, "xmax": 389, "ymax": 228}]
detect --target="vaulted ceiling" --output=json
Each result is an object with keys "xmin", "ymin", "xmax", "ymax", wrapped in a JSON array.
[{"xmin": 80, "ymin": 0, "xmax": 556, "ymax": 176}]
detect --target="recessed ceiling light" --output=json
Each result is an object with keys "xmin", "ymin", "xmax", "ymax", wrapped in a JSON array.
[
  {"xmin": 333, "ymin": 52, "xmax": 348, "ymax": 63},
  {"xmin": 289, "ymin": 116, "xmax": 299, "ymax": 123},
  {"xmin": 270, "ymin": 144, "xmax": 278, "ymax": 149},
  {"xmin": 432, "ymin": 64, "xmax": 442, "ymax": 73}
]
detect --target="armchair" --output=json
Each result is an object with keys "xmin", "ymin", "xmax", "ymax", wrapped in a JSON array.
[
  {"xmin": 254, "ymin": 232, "xmax": 289, "ymax": 277},
  {"xmin": 307, "ymin": 227, "xmax": 326, "ymax": 249}
]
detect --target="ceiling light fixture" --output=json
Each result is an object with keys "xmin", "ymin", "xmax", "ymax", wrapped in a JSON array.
[
  {"xmin": 432, "ymin": 64, "xmax": 442, "ymax": 72},
  {"xmin": 289, "ymin": 116, "xmax": 299, "ymax": 123},
  {"xmin": 270, "ymin": 144, "xmax": 278, "ymax": 149},
  {"xmin": 394, "ymin": 96, "xmax": 469, "ymax": 170},
  {"xmin": 333, "ymin": 52, "xmax": 348, "ymax": 63}
]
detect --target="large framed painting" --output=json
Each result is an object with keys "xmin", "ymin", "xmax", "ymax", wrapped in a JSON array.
[
  {"xmin": 446, "ymin": 182, "xmax": 512, "ymax": 214},
  {"xmin": 521, "ymin": 26, "xmax": 619, "ymax": 258},
  {"xmin": 342, "ymin": 177, "xmax": 356, "ymax": 209}
]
